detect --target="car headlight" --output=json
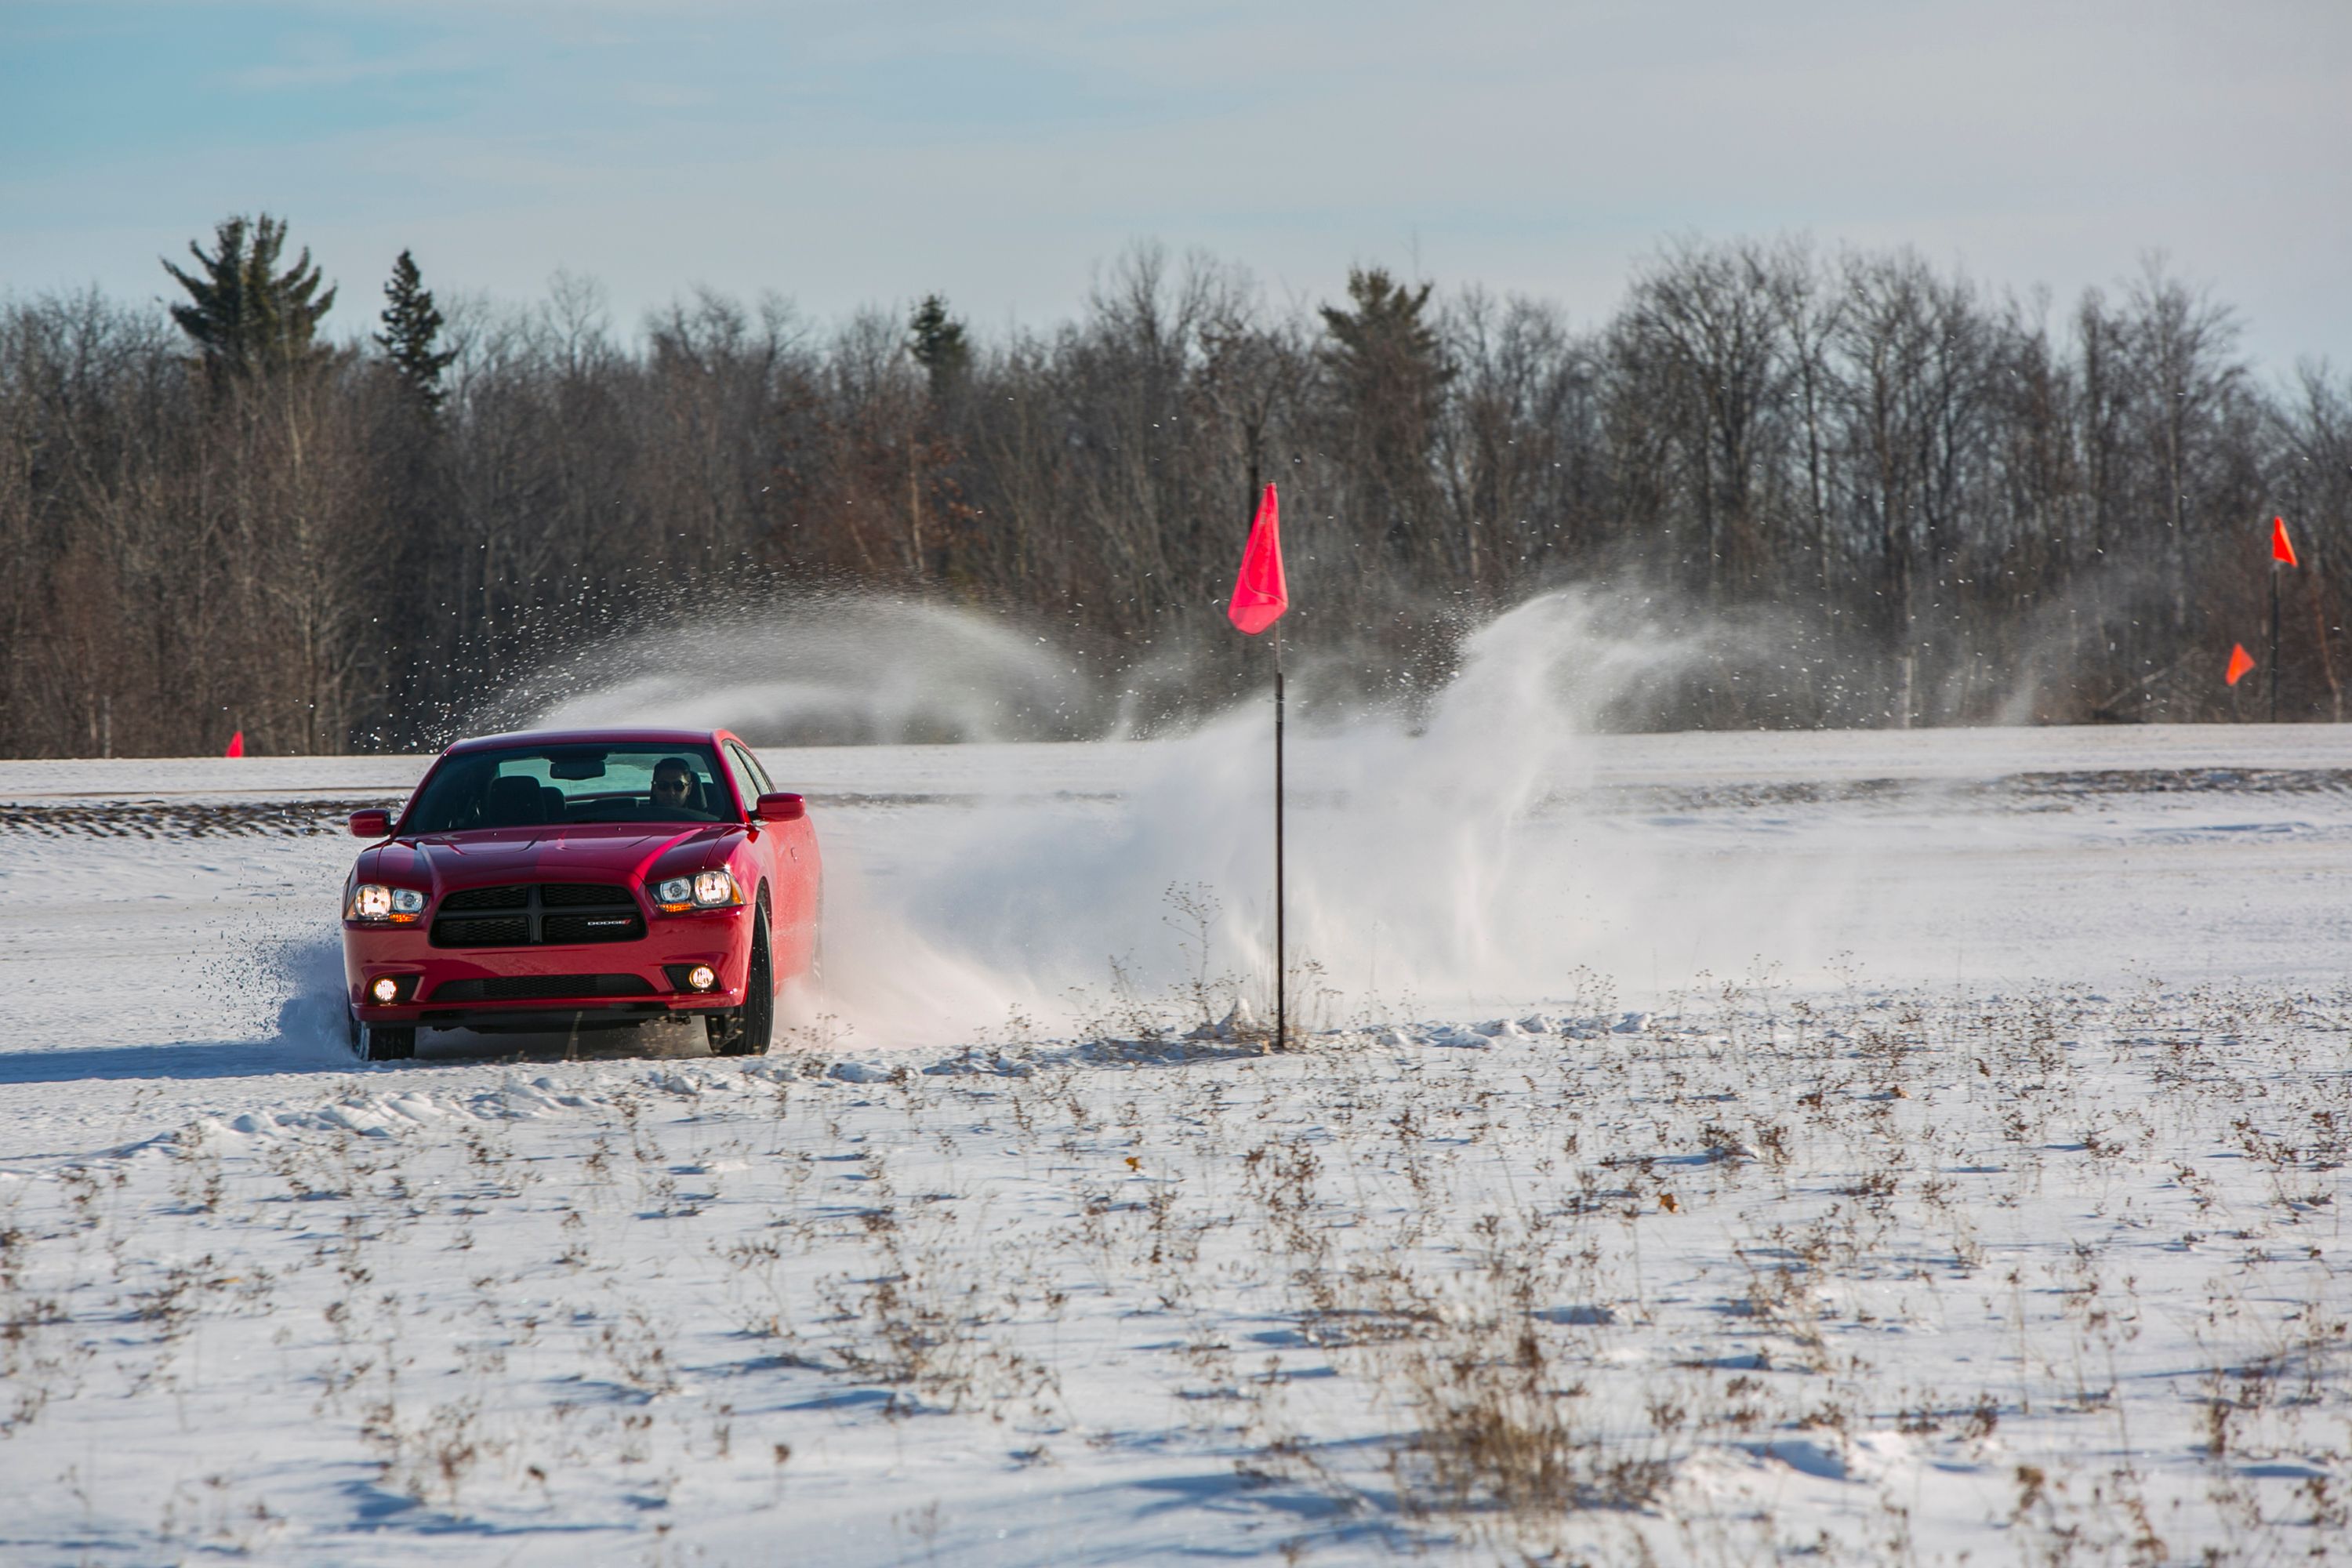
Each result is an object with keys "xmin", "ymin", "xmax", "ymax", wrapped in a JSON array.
[
  {"xmin": 349, "ymin": 884, "xmax": 426, "ymax": 924},
  {"xmin": 653, "ymin": 869, "xmax": 741, "ymax": 913}
]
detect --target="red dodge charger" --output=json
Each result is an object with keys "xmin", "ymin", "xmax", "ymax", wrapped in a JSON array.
[{"xmin": 340, "ymin": 727, "xmax": 820, "ymax": 1062}]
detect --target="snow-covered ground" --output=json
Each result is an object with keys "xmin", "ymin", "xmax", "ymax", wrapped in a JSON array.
[{"xmin": 2, "ymin": 721, "xmax": 2349, "ymax": 1564}]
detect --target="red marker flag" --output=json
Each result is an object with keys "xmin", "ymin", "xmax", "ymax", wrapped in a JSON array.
[
  {"xmin": 2226, "ymin": 644, "xmax": 2256, "ymax": 687},
  {"xmin": 2272, "ymin": 515, "xmax": 2298, "ymax": 567},
  {"xmin": 224, "ymin": 730, "xmax": 245, "ymax": 758},
  {"xmin": 1225, "ymin": 484, "xmax": 1288, "ymax": 636}
]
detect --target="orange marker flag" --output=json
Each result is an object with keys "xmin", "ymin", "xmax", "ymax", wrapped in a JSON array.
[
  {"xmin": 1226, "ymin": 484, "xmax": 1287, "ymax": 635},
  {"xmin": 2226, "ymin": 644, "xmax": 2256, "ymax": 687},
  {"xmin": 2272, "ymin": 515, "xmax": 2298, "ymax": 567},
  {"xmin": 224, "ymin": 730, "xmax": 245, "ymax": 757}
]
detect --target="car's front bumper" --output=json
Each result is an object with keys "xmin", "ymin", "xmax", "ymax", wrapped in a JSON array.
[{"xmin": 343, "ymin": 902, "xmax": 756, "ymax": 1030}]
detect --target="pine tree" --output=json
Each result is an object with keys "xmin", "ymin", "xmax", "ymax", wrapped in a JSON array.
[
  {"xmin": 907, "ymin": 294, "xmax": 971, "ymax": 397},
  {"xmin": 161, "ymin": 213, "xmax": 336, "ymax": 379},
  {"xmin": 1318, "ymin": 267, "xmax": 1447, "ymax": 406},
  {"xmin": 1319, "ymin": 268, "xmax": 1453, "ymax": 565},
  {"xmin": 375, "ymin": 250, "xmax": 456, "ymax": 412}
]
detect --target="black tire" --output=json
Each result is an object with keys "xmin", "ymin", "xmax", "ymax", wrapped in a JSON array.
[
  {"xmin": 354, "ymin": 1020, "xmax": 416, "ymax": 1062},
  {"xmin": 707, "ymin": 910, "xmax": 774, "ymax": 1058}
]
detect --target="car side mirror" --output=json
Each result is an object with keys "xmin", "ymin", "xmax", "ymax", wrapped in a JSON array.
[
  {"xmin": 753, "ymin": 792, "xmax": 805, "ymax": 822},
  {"xmin": 349, "ymin": 809, "xmax": 393, "ymax": 839}
]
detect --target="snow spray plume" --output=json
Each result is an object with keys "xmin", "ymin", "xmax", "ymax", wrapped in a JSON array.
[
  {"xmin": 830, "ymin": 589, "xmax": 1746, "ymax": 1042},
  {"xmin": 200, "ymin": 926, "xmax": 361, "ymax": 1066},
  {"xmin": 264, "ymin": 935, "xmax": 362, "ymax": 1058},
  {"xmin": 477, "ymin": 593, "xmax": 1103, "ymax": 745}
]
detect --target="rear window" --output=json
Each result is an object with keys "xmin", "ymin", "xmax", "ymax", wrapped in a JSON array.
[{"xmin": 404, "ymin": 744, "xmax": 731, "ymax": 833}]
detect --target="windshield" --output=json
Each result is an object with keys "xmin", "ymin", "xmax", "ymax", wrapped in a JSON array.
[{"xmin": 402, "ymin": 743, "xmax": 732, "ymax": 834}]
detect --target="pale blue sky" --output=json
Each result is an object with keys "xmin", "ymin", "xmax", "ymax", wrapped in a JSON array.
[{"xmin": 4, "ymin": 1, "xmax": 2347, "ymax": 371}]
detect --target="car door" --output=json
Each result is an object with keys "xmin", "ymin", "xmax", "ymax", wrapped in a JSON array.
[{"xmin": 723, "ymin": 739, "xmax": 807, "ymax": 969}]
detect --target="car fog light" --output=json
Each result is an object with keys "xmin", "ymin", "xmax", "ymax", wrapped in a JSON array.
[
  {"xmin": 687, "ymin": 964, "xmax": 717, "ymax": 992},
  {"xmin": 370, "ymin": 976, "xmax": 401, "ymax": 1004}
]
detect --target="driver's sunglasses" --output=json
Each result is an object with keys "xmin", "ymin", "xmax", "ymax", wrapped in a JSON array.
[{"xmin": 652, "ymin": 775, "xmax": 691, "ymax": 791}]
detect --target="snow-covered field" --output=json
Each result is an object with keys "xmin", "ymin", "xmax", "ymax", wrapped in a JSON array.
[{"xmin": 2, "ymin": 719, "xmax": 2350, "ymax": 1564}]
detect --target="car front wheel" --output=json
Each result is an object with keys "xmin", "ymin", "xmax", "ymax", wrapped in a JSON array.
[
  {"xmin": 707, "ymin": 909, "xmax": 774, "ymax": 1058},
  {"xmin": 351, "ymin": 1016, "xmax": 416, "ymax": 1062}
]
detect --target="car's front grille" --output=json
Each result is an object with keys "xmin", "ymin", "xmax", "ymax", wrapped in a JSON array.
[
  {"xmin": 430, "ymin": 974, "xmax": 656, "ymax": 1003},
  {"xmin": 540, "ymin": 883, "xmax": 631, "ymax": 907},
  {"xmin": 435, "ymin": 915, "xmax": 530, "ymax": 947},
  {"xmin": 430, "ymin": 882, "xmax": 644, "ymax": 949},
  {"xmin": 441, "ymin": 884, "xmax": 530, "ymax": 912}
]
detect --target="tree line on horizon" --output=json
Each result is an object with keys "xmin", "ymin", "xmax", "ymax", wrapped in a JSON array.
[{"xmin": 1, "ymin": 213, "xmax": 2348, "ymax": 757}]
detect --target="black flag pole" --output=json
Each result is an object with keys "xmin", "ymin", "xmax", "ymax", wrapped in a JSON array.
[
  {"xmin": 2270, "ymin": 561, "xmax": 2281, "ymax": 724},
  {"xmin": 1273, "ymin": 618, "xmax": 1286, "ymax": 1050}
]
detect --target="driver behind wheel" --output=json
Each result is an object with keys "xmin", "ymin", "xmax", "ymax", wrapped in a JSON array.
[{"xmin": 650, "ymin": 757, "xmax": 702, "ymax": 814}]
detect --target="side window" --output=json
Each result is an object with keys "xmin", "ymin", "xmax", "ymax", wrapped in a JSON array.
[{"xmin": 725, "ymin": 742, "xmax": 774, "ymax": 803}]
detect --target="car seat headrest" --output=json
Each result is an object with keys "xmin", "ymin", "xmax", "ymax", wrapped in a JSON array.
[{"xmin": 485, "ymin": 775, "xmax": 547, "ymax": 826}]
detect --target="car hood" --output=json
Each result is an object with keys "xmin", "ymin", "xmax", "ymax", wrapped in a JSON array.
[{"xmin": 361, "ymin": 823, "xmax": 745, "ymax": 893}]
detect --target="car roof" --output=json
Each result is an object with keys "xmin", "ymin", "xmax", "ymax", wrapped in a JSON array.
[{"xmin": 444, "ymin": 727, "xmax": 735, "ymax": 756}]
